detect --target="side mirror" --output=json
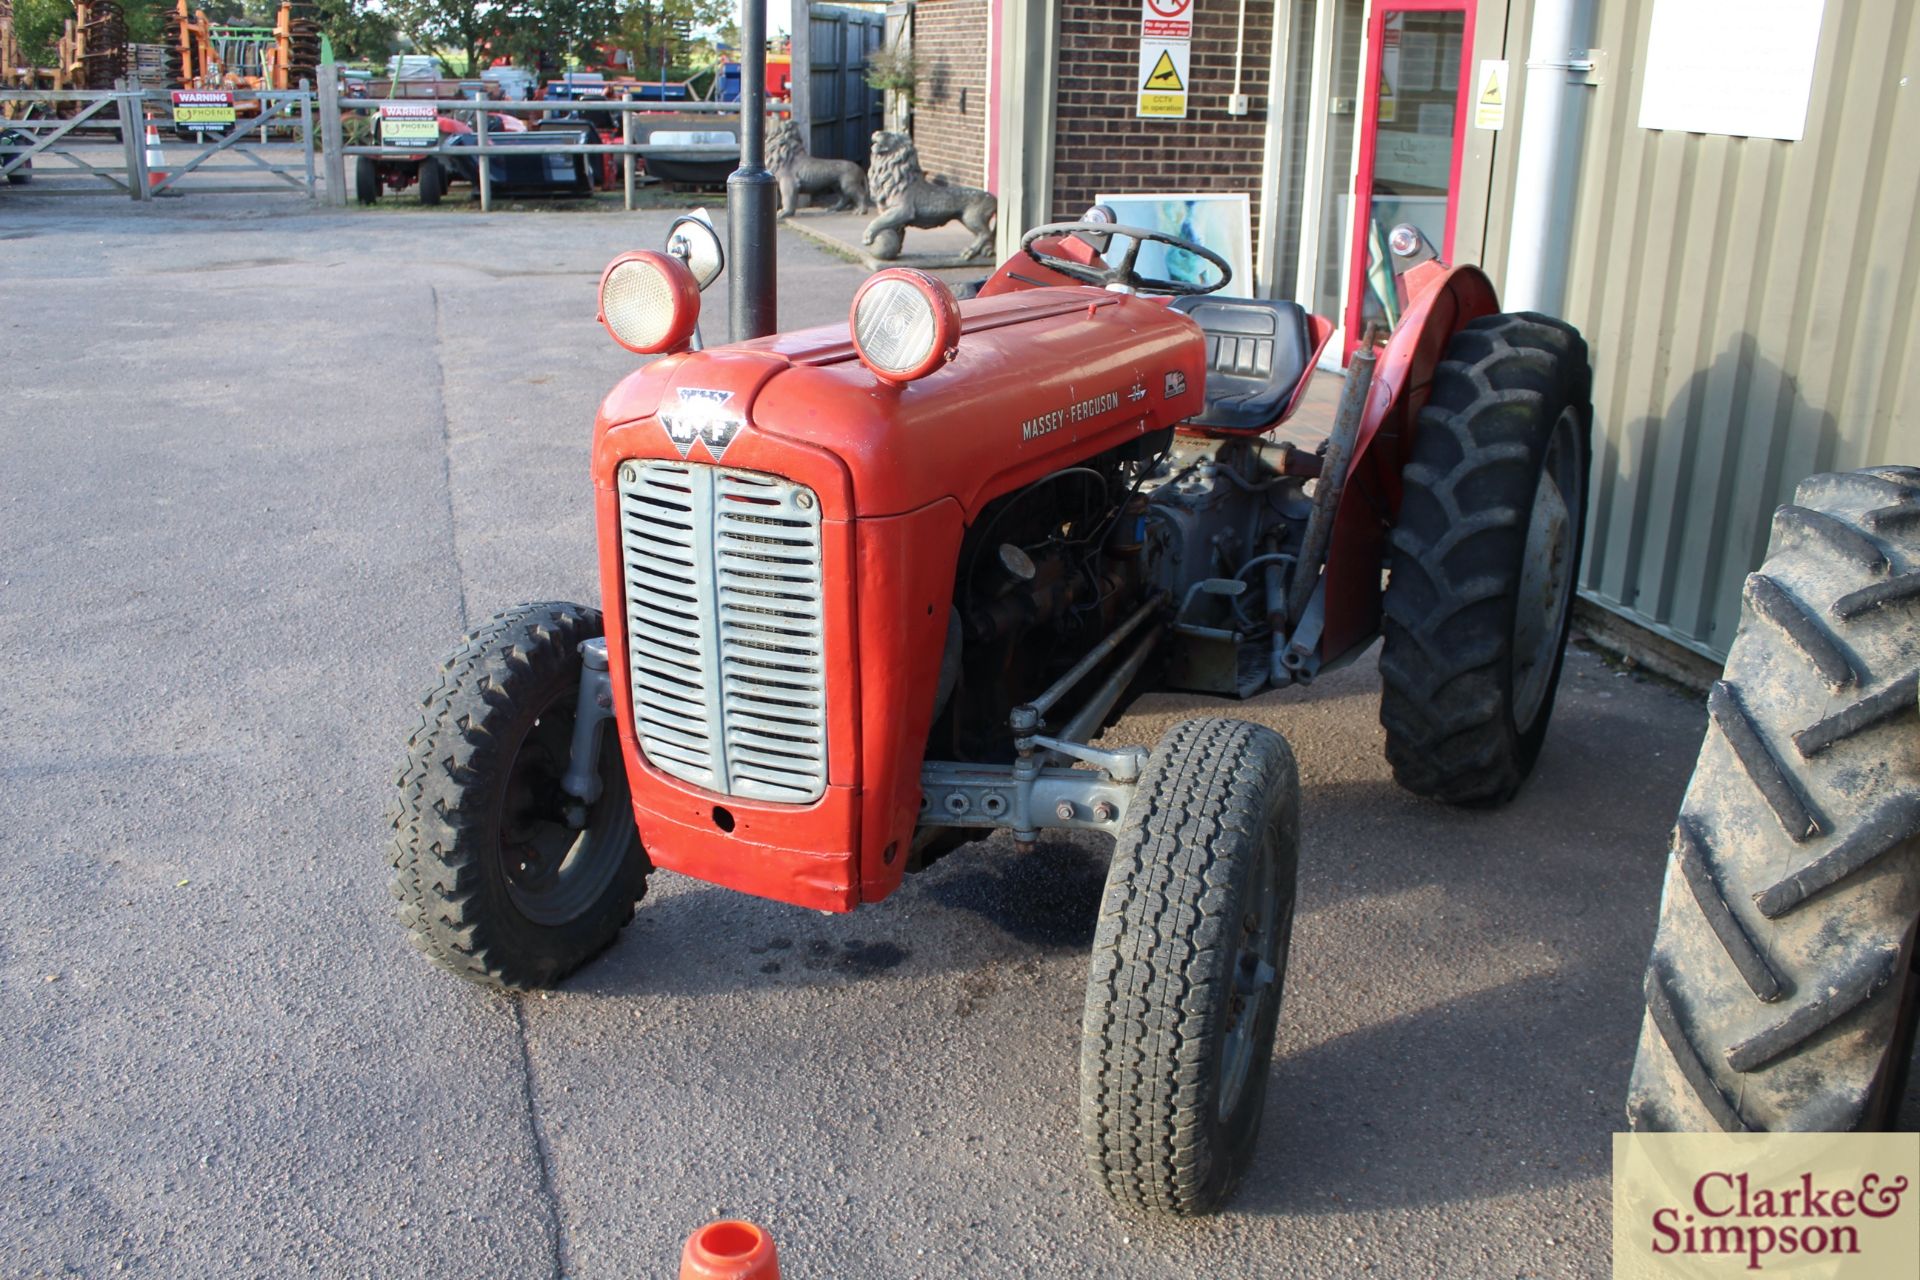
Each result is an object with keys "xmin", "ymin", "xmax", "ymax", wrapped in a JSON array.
[{"xmin": 666, "ymin": 210, "xmax": 725, "ymax": 292}]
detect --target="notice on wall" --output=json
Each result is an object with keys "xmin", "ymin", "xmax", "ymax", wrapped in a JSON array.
[
  {"xmin": 170, "ymin": 90, "xmax": 235, "ymax": 134},
  {"xmin": 379, "ymin": 103, "xmax": 439, "ymax": 146},
  {"xmin": 1135, "ymin": 0, "xmax": 1193, "ymax": 119},
  {"xmin": 1474, "ymin": 60, "xmax": 1508, "ymax": 130},
  {"xmin": 1139, "ymin": 0, "xmax": 1193, "ymax": 42},
  {"xmin": 1638, "ymin": 0, "xmax": 1825, "ymax": 140},
  {"xmin": 1137, "ymin": 41, "xmax": 1191, "ymax": 119}
]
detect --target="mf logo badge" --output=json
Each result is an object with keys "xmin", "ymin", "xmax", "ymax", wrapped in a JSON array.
[{"xmin": 658, "ymin": 387, "xmax": 744, "ymax": 461}]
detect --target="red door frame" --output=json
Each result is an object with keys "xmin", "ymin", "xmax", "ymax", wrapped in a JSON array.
[{"xmin": 1344, "ymin": 0, "xmax": 1477, "ymax": 359}]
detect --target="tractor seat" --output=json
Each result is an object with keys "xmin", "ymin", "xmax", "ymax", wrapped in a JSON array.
[{"xmin": 1169, "ymin": 295, "xmax": 1317, "ymax": 433}]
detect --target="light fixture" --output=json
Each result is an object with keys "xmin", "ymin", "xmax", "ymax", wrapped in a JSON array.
[
  {"xmin": 848, "ymin": 269, "xmax": 961, "ymax": 384},
  {"xmin": 597, "ymin": 250, "xmax": 700, "ymax": 354}
]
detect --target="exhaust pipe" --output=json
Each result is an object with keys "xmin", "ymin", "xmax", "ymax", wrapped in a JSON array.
[{"xmin": 728, "ymin": 0, "xmax": 779, "ymax": 341}]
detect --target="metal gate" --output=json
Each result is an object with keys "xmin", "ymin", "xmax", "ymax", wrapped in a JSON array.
[{"xmin": 806, "ymin": 4, "xmax": 884, "ymax": 164}]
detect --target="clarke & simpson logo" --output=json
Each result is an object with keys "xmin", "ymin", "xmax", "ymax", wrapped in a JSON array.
[{"xmin": 1613, "ymin": 1134, "xmax": 1919, "ymax": 1278}]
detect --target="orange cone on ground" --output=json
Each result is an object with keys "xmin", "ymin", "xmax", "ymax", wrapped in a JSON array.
[
  {"xmin": 679, "ymin": 1220, "xmax": 778, "ymax": 1280},
  {"xmin": 144, "ymin": 124, "xmax": 168, "ymax": 188}
]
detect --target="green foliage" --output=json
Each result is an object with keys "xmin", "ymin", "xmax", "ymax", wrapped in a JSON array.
[
  {"xmin": 864, "ymin": 39, "xmax": 919, "ymax": 103},
  {"xmin": 12, "ymin": 0, "xmax": 69, "ymax": 66},
  {"xmin": 311, "ymin": 0, "xmax": 397, "ymax": 61},
  {"xmin": 618, "ymin": 0, "xmax": 728, "ymax": 79}
]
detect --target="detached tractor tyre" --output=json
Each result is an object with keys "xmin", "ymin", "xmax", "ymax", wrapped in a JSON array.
[
  {"xmin": 354, "ymin": 156, "xmax": 380, "ymax": 205},
  {"xmin": 417, "ymin": 157, "xmax": 445, "ymax": 206},
  {"xmin": 1627, "ymin": 468, "xmax": 1920, "ymax": 1132},
  {"xmin": 388, "ymin": 602, "xmax": 649, "ymax": 990},
  {"xmin": 1081, "ymin": 717, "xmax": 1301, "ymax": 1216},
  {"xmin": 1378, "ymin": 311, "xmax": 1593, "ymax": 805}
]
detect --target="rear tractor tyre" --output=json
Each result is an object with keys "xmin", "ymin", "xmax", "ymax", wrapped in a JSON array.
[
  {"xmin": 1081, "ymin": 717, "xmax": 1301, "ymax": 1216},
  {"xmin": 1627, "ymin": 467, "xmax": 1920, "ymax": 1132},
  {"xmin": 1378, "ymin": 311, "xmax": 1593, "ymax": 805},
  {"xmin": 417, "ymin": 157, "xmax": 445, "ymax": 206},
  {"xmin": 355, "ymin": 156, "xmax": 380, "ymax": 205},
  {"xmin": 388, "ymin": 602, "xmax": 650, "ymax": 990}
]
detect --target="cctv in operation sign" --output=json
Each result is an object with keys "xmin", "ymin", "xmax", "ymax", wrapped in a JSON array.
[{"xmin": 1136, "ymin": 0, "xmax": 1193, "ymax": 119}]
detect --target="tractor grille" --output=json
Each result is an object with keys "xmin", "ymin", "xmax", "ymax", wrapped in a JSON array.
[{"xmin": 616, "ymin": 460, "xmax": 828, "ymax": 804}]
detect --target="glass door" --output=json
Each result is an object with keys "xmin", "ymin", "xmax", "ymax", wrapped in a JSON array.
[{"xmin": 1345, "ymin": 0, "xmax": 1474, "ymax": 355}]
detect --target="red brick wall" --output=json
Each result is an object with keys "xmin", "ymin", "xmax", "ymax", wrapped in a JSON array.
[
  {"xmin": 1053, "ymin": 1, "xmax": 1273, "ymax": 235},
  {"xmin": 911, "ymin": 0, "xmax": 991, "ymax": 191}
]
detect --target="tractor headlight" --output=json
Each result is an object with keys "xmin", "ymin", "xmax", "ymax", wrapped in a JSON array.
[
  {"xmin": 597, "ymin": 250, "xmax": 700, "ymax": 354},
  {"xmin": 849, "ymin": 269, "xmax": 961, "ymax": 384}
]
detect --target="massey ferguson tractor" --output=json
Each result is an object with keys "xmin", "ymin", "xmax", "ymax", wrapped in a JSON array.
[{"xmin": 387, "ymin": 2, "xmax": 1593, "ymax": 1218}]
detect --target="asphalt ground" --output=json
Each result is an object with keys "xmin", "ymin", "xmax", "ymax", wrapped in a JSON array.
[{"xmin": 2, "ymin": 196, "xmax": 1717, "ymax": 1278}]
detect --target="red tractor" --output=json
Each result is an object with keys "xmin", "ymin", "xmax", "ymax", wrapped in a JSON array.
[{"xmin": 388, "ymin": 11, "xmax": 1592, "ymax": 1218}]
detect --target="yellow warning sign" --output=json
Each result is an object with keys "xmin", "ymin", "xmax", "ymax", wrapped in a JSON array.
[
  {"xmin": 1136, "ymin": 39, "xmax": 1190, "ymax": 119},
  {"xmin": 1474, "ymin": 58, "xmax": 1509, "ymax": 130}
]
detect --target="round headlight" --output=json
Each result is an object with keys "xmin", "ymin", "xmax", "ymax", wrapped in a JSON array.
[
  {"xmin": 849, "ymin": 269, "xmax": 962, "ymax": 384},
  {"xmin": 597, "ymin": 250, "xmax": 700, "ymax": 354}
]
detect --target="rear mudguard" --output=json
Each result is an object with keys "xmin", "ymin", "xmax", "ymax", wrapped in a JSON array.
[{"xmin": 1317, "ymin": 264, "xmax": 1500, "ymax": 663}]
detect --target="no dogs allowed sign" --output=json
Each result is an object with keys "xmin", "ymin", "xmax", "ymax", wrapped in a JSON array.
[{"xmin": 1136, "ymin": 0, "xmax": 1192, "ymax": 118}]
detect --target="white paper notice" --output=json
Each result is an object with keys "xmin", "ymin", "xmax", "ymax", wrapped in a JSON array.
[{"xmin": 1637, "ymin": 0, "xmax": 1826, "ymax": 141}]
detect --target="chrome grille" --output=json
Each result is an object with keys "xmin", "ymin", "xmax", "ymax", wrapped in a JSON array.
[{"xmin": 617, "ymin": 460, "xmax": 827, "ymax": 804}]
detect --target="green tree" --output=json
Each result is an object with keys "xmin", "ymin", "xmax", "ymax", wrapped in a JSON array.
[
  {"xmin": 618, "ymin": 0, "xmax": 728, "ymax": 80},
  {"xmin": 312, "ymin": 0, "xmax": 398, "ymax": 61},
  {"xmin": 380, "ymin": 0, "xmax": 510, "ymax": 73}
]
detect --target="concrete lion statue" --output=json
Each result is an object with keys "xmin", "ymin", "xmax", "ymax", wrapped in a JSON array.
[
  {"xmin": 767, "ymin": 117, "xmax": 872, "ymax": 217},
  {"xmin": 862, "ymin": 131, "xmax": 998, "ymax": 261}
]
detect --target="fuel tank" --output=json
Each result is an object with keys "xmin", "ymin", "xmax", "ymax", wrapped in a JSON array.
[{"xmin": 591, "ymin": 287, "xmax": 1206, "ymax": 912}]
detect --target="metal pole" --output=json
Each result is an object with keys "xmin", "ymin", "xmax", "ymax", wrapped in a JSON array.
[
  {"xmin": 298, "ymin": 79, "xmax": 315, "ymax": 198},
  {"xmin": 118, "ymin": 88, "xmax": 148, "ymax": 202},
  {"xmin": 474, "ymin": 91, "xmax": 491, "ymax": 212},
  {"xmin": 727, "ymin": 0, "xmax": 778, "ymax": 340},
  {"xmin": 317, "ymin": 67, "xmax": 346, "ymax": 207},
  {"xmin": 622, "ymin": 105, "xmax": 634, "ymax": 212}
]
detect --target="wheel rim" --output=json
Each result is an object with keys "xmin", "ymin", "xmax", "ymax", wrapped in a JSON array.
[
  {"xmin": 495, "ymin": 686, "xmax": 631, "ymax": 927},
  {"xmin": 1219, "ymin": 820, "xmax": 1293, "ymax": 1121},
  {"xmin": 1511, "ymin": 406, "xmax": 1583, "ymax": 735}
]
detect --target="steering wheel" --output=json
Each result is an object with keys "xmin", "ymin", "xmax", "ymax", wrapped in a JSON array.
[{"xmin": 1020, "ymin": 221, "xmax": 1232, "ymax": 296}]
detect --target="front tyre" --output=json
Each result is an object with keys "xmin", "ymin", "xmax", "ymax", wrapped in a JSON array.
[
  {"xmin": 388, "ymin": 602, "xmax": 649, "ymax": 990},
  {"xmin": 1378, "ymin": 312, "xmax": 1593, "ymax": 805},
  {"xmin": 1081, "ymin": 718, "xmax": 1301, "ymax": 1216},
  {"xmin": 417, "ymin": 157, "xmax": 445, "ymax": 206}
]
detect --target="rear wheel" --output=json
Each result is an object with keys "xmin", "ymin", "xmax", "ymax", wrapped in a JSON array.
[
  {"xmin": 388, "ymin": 602, "xmax": 649, "ymax": 990},
  {"xmin": 1081, "ymin": 718, "xmax": 1301, "ymax": 1215},
  {"xmin": 354, "ymin": 156, "xmax": 380, "ymax": 204},
  {"xmin": 1627, "ymin": 468, "xmax": 1920, "ymax": 1131},
  {"xmin": 417, "ymin": 157, "xmax": 445, "ymax": 206},
  {"xmin": 1378, "ymin": 312, "xmax": 1593, "ymax": 804}
]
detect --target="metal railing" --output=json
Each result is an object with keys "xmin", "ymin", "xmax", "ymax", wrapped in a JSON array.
[
  {"xmin": 0, "ymin": 85, "xmax": 316, "ymax": 199},
  {"xmin": 317, "ymin": 75, "xmax": 775, "ymax": 212}
]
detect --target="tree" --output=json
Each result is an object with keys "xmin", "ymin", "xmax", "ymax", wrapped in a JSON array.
[
  {"xmin": 618, "ymin": 0, "xmax": 728, "ymax": 80},
  {"xmin": 312, "ymin": 0, "xmax": 398, "ymax": 62},
  {"xmin": 380, "ymin": 0, "xmax": 508, "ymax": 73}
]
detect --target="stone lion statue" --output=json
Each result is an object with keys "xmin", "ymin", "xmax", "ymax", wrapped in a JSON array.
[
  {"xmin": 767, "ymin": 117, "xmax": 872, "ymax": 218},
  {"xmin": 862, "ymin": 131, "xmax": 998, "ymax": 261}
]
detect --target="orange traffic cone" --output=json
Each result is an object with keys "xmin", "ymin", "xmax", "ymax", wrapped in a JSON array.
[
  {"xmin": 678, "ymin": 1220, "xmax": 778, "ymax": 1280},
  {"xmin": 144, "ymin": 124, "xmax": 168, "ymax": 189}
]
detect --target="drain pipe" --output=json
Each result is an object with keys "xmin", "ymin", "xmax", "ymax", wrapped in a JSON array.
[{"xmin": 1500, "ymin": 0, "xmax": 1594, "ymax": 315}]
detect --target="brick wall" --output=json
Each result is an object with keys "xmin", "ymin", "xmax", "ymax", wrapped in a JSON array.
[
  {"xmin": 911, "ymin": 0, "xmax": 991, "ymax": 191},
  {"xmin": 1054, "ymin": 0, "xmax": 1273, "ymax": 245}
]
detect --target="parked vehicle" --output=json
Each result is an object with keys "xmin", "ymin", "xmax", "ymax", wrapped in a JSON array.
[
  {"xmin": 1626, "ymin": 467, "xmax": 1920, "ymax": 1132},
  {"xmin": 388, "ymin": 160, "xmax": 1594, "ymax": 1214},
  {"xmin": 356, "ymin": 111, "xmax": 595, "ymax": 206},
  {"xmin": 0, "ymin": 127, "xmax": 32, "ymax": 185}
]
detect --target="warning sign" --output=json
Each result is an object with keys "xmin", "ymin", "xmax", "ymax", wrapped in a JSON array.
[
  {"xmin": 1136, "ymin": 40, "xmax": 1190, "ymax": 118},
  {"xmin": 1474, "ymin": 60, "xmax": 1508, "ymax": 130},
  {"xmin": 1140, "ymin": 0, "xmax": 1192, "ymax": 42},
  {"xmin": 170, "ymin": 90, "xmax": 235, "ymax": 134},
  {"xmin": 379, "ymin": 103, "xmax": 439, "ymax": 146}
]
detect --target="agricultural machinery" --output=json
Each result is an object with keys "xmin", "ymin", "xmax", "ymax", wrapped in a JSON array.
[{"xmin": 388, "ymin": 0, "xmax": 1593, "ymax": 1217}]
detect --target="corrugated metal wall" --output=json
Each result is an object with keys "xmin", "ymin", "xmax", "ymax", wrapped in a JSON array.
[{"xmin": 1545, "ymin": 0, "xmax": 1920, "ymax": 660}]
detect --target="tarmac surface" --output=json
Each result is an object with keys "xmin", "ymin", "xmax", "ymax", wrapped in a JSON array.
[{"xmin": 2, "ymin": 197, "xmax": 1718, "ymax": 1278}]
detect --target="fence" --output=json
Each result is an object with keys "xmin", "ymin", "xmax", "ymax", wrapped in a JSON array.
[
  {"xmin": 0, "ymin": 85, "xmax": 315, "ymax": 198},
  {"xmin": 2, "ymin": 81, "xmax": 768, "ymax": 208},
  {"xmin": 318, "ymin": 78, "xmax": 775, "ymax": 212}
]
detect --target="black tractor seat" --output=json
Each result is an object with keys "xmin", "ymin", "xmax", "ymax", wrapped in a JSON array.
[{"xmin": 1170, "ymin": 295, "xmax": 1318, "ymax": 434}]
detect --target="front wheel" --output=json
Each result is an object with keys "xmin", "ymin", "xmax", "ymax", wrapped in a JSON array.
[
  {"xmin": 354, "ymin": 155, "xmax": 380, "ymax": 204},
  {"xmin": 388, "ymin": 602, "xmax": 649, "ymax": 990},
  {"xmin": 417, "ymin": 157, "xmax": 445, "ymax": 206},
  {"xmin": 1080, "ymin": 717, "xmax": 1301, "ymax": 1216},
  {"xmin": 1378, "ymin": 311, "xmax": 1593, "ymax": 805}
]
